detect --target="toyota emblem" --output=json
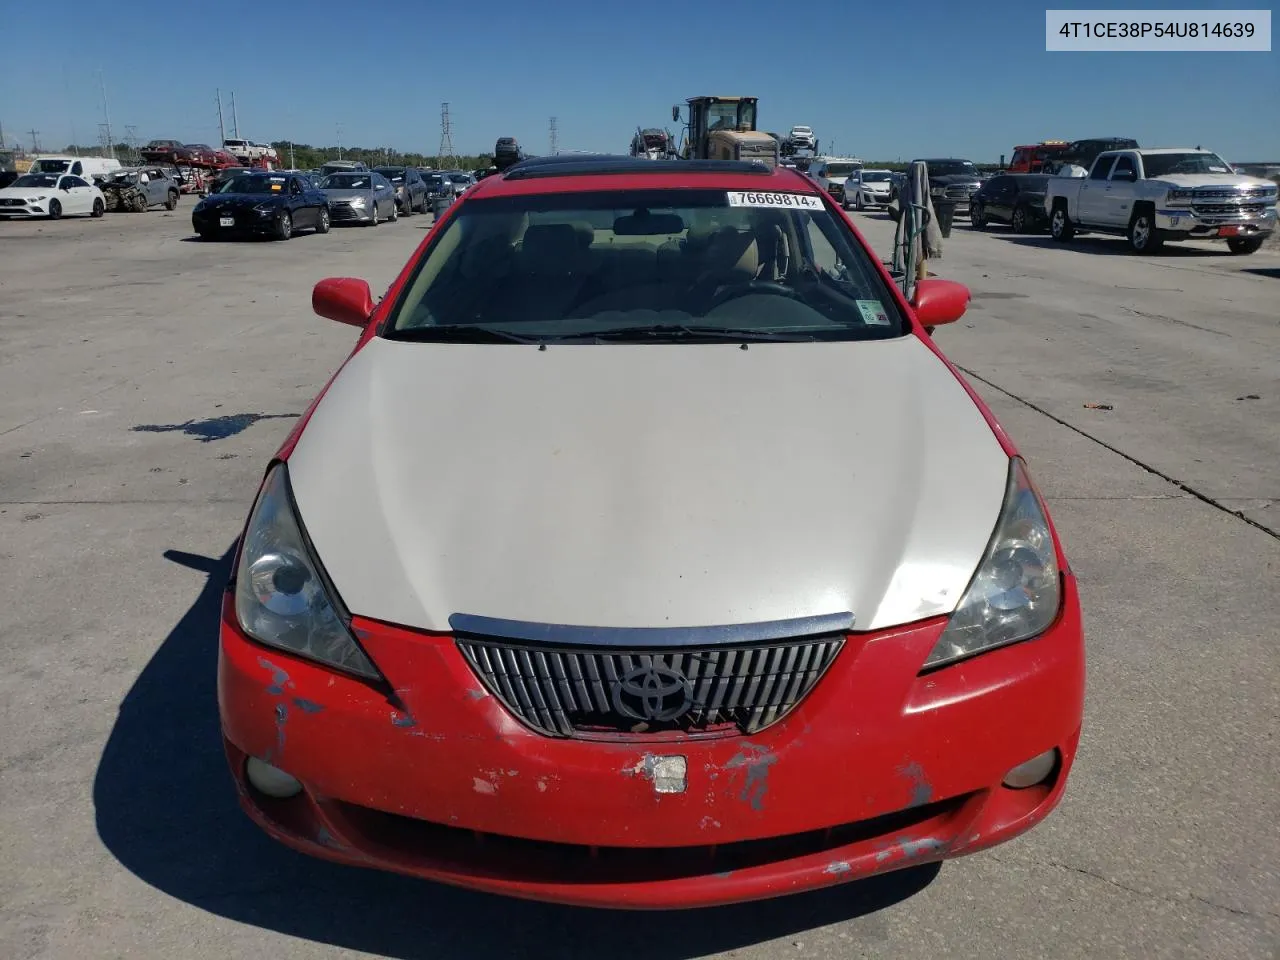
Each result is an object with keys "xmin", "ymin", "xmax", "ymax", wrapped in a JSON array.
[{"xmin": 612, "ymin": 662, "xmax": 693, "ymax": 723}]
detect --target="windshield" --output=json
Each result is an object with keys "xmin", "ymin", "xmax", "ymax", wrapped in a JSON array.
[
  {"xmin": 824, "ymin": 163, "xmax": 861, "ymax": 177},
  {"xmin": 33, "ymin": 159, "xmax": 72, "ymax": 173},
  {"xmin": 386, "ymin": 189, "xmax": 905, "ymax": 344},
  {"xmin": 1141, "ymin": 152, "xmax": 1232, "ymax": 176},
  {"xmin": 375, "ymin": 168, "xmax": 405, "ymax": 182},
  {"xmin": 642, "ymin": 133, "xmax": 668, "ymax": 147},
  {"xmin": 13, "ymin": 174, "xmax": 60, "ymax": 188},
  {"xmin": 320, "ymin": 174, "xmax": 373, "ymax": 189},
  {"xmin": 861, "ymin": 172, "xmax": 892, "ymax": 183},
  {"xmin": 217, "ymin": 175, "xmax": 288, "ymax": 194},
  {"xmin": 707, "ymin": 100, "xmax": 756, "ymax": 131},
  {"xmin": 923, "ymin": 160, "xmax": 979, "ymax": 177},
  {"xmin": 447, "ymin": 174, "xmax": 470, "ymax": 183}
]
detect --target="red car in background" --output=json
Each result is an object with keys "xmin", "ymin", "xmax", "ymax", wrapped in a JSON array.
[
  {"xmin": 218, "ymin": 155, "xmax": 1085, "ymax": 909},
  {"xmin": 183, "ymin": 144, "xmax": 218, "ymax": 167},
  {"xmin": 140, "ymin": 139, "xmax": 194, "ymax": 165}
]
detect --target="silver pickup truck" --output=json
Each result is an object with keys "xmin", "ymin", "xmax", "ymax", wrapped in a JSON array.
[{"xmin": 1043, "ymin": 147, "xmax": 1277, "ymax": 254}]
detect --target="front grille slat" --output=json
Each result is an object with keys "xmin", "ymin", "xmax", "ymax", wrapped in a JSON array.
[{"xmin": 458, "ymin": 633, "xmax": 845, "ymax": 739}]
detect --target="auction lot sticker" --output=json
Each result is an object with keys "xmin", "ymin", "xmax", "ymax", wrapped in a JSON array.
[{"xmin": 727, "ymin": 192, "xmax": 824, "ymax": 209}]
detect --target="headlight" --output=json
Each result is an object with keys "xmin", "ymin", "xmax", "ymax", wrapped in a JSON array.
[
  {"xmin": 930, "ymin": 186, "xmax": 945, "ymax": 196},
  {"xmin": 253, "ymin": 203, "xmax": 276, "ymax": 214},
  {"xmin": 234, "ymin": 464, "xmax": 379, "ymax": 679},
  {"xmin": 1166, "ymin": 189, "xmax": 1194, "ymax": 203},
  {"xmin": 924, "ymin": 458, "xmax": 1061, "ymax": 669},
  {"xmin": 350, "ymin": 196, "xmax": 367, "ymax": 207}
]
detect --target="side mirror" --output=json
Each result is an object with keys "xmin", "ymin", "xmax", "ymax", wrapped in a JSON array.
[
  {"xmin": 911, "ymin": 278, "xmax": 970, "ymax": 329},
  {"xmin": 313, "ymin": 277, "xmax": 374, "ymax": 328}
]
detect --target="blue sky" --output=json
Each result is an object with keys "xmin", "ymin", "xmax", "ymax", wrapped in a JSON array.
[{"xmin": 2, "ymin": 0, "xmax": 1275, "ymax": 161}]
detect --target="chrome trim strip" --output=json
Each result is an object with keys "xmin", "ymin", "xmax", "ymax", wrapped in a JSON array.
[{"xmin": 448, "ymin": 611, "xmax": 856, "ymax": 648}]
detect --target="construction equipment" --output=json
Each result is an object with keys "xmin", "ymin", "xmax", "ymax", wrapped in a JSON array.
[
  {"xmin": 630, "ymin": 127, "xmax": 677, "ymax": 159},
  {"xmin": 672, "ymin": 97, "xmax": 779, "ymax": 167}
]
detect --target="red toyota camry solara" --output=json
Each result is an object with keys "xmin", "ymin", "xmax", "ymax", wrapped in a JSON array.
[{"xmin": 218, "ymin": 155, "xmax": 1085, "ymax": 909}]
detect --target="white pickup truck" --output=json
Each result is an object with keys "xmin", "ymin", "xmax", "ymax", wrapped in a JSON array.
[{"xmin": 1043, "ymin": 147, "xmax": 1277, "ymax": 254}]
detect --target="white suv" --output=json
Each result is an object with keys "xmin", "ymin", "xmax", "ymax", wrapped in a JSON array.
[{"xmin": 789, "ymin": 125, "xmax": 816, "ymax": 150}]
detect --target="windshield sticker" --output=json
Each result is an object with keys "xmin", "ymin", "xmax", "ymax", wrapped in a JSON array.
[
  {"xmin": 726, "ymin": 191, "xmax": 824, "ymax": 210},
  {"xmin": 856, "ymin": 300, "xmax": 891, "ymax": 325},
  {"xmin": 270, "ymin": 183, "xmax": 282, "ymax": 191}
]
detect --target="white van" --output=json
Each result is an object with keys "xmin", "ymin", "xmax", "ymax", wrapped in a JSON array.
[{"xmin": 28, "ymin": 155, "xmax": 122, "ymax": 180}]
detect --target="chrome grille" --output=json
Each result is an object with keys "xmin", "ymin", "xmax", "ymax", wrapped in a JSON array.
[
  {"xmin": 1191, "ymin": 202, "xmax": 1268, "ymax": 217},
  {"xmin": 457, "ymin": 635, "xmax": 845, "ymax": 738}
]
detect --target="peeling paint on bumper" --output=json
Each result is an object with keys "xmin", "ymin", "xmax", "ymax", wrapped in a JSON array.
[{"xmin": 217, "ymin": 578, "xmax": 1085, "ymax": 908}]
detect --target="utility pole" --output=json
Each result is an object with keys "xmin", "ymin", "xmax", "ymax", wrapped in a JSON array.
[
  {"xmin": 216, "ymin": 89, "xmax": 227, "ymax": 147},
  {"xmin": 98, "ymin": 70, "xmax": 115, "ymax": 159},
  {"xmin": 28, "ymin": 129, "xmax": 41, "ymax": 152},
  {"xmin": 288, "ymin": 141, "xmax": 295, "ymax": 169},
  {"xmin": 336, "ymin": 124, "xmax": 343, "ymax": 160},
  {"xmin": 231, "ymin": 91, "xmax": 239, "ymax": 139},
  {"xmin": 438, "ymin": 102, "xmax": 455, "ymax": 168},
  {"xmin": 549, "ymin": 116, "xmax": 558, "ymax": 155}
]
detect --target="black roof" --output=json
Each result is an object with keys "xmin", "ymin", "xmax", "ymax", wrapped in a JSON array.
[{"xmin": 502, "ymin": 154, "xmax": 772, "ymax": 180}]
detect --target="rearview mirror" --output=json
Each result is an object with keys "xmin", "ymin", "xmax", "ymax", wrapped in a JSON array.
[
  {"xmin": 911, "ymin": 278, "xmax": 970, "ymax": 328},
  {"xmin": 614, "ymin": 211, "xmax": 685, "ymax": 235},
  {"xmin": 313, "ymin": 277, "xmax": 374, "ymax": 328}
]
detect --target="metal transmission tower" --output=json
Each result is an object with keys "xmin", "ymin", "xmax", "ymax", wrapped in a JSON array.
[
  {"xmin": 97, "ymin": 124, "xmax": 114, "ymax": 157},
  {"xmin": 28, "ymin": 128, "xmax": 41, "ymax": 152},
  {"xmin": 549, "ymin": 116, "xmax": 558, "ymax": 155},
  {"xmin": 438, "ymin": 102, "xmax": 456, "ymax": 168},
  {"xmin": 124, "ymin": 125, "xmax": 141, "ymax": 164}
]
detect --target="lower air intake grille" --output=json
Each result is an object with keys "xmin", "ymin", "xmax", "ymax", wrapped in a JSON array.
[{"xmin": 457, "ymin": 635, "xmax": 845, "ymax": 738}]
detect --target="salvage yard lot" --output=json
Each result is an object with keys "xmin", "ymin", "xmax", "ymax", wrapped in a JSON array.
[{"xmin": 1, "ymin": 198, "xmax": 1277, "ymax": 959}]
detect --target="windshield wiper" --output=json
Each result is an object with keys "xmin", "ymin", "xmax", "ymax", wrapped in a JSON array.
[
  {"xmin": 586, "ymin": 324, "xmax": 817, "ymax": 343},
  {"xmin": 389, "ymin": 324, "xmax": 542, "ymax": 344}
]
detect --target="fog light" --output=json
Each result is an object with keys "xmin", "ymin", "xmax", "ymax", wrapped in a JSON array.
[
  {"xmin": 1002, "ymin": 749, "xmax": 1058, "ymax": 789},
  {"xmin": 245, "ymin": 757, "xmax": 303, "ymax": 798}
]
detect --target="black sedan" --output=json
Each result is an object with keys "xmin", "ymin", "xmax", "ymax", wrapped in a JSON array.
[
  {"xmin": 192, "ymin": 172, "xmax": 330, "ymax": 240},
  {"xmin": 970, "ymin": 174, "xmax": 1052, "ymax": 233}
]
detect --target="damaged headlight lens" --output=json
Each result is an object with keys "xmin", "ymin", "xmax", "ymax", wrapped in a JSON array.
[
  {"xmin": 924, "ymin": 458, "xmax": 1061, "ymax": 669},
  {"xmin": 234, "ymin": 464, "xmax": 379, "ymax": 679}
]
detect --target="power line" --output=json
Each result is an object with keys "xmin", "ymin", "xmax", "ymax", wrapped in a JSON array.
[{"xmin": 549, "ymin": 116, "xmax": 558, "ymax": 155}]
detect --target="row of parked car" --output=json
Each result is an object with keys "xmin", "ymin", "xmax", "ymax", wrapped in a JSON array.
[{"xmin": 190, "ymin": 164, "xmax": 479, "ymax": 240}]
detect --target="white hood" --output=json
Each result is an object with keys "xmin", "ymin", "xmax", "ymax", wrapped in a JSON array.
[
  {"xmin": 0, "ymin": 186, "xmax": 54, "ymax": 202},
  {"xmin": 288, "ymin": 335, "xmax": 1009, "ymax": 634},
  {"xmin": 1151, "ymin": 173, "xmax": 1276, "ymax": 189}
]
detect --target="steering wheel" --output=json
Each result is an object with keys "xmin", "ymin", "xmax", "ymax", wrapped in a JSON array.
[{"xmin": 706, "ymin": 280, "xmax": 802, "ymax": 311}]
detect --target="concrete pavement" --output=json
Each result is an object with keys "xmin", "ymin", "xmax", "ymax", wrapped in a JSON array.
[{"xmin": 0, "ymin": 199, "xmax": 1276, "ymax": 959}]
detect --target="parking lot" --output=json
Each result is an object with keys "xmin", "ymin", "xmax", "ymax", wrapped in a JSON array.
[{"xmin": 1, "ymin": 196, "xmax": 1277, "ymax": 959}]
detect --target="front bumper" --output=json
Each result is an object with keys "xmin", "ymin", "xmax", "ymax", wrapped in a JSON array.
[
  {"xmin": 219, "ymin": 577, "xmax": 1085, "ymax": 908},
  {"xmin": 1155, "ymin": 205, "xmax": 1276, "ymax": 238},
  {"xmin": 192, "ymin": 208, "xmax": 280, "ymax": 235},
  {"xmin": 0, "ymin": 204, "xmax": 44, "ymax": 217},
  {"xmin": 328, "ymin": 202, "xmax": 375, "ymax": 223},
  {"xmin": 860, "ymin": 190, "xmax": 892, "ymax": 207}
]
